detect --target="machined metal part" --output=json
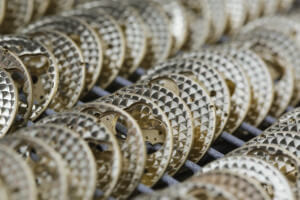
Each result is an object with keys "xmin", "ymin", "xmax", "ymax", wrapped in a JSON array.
[{"xmin": 225, "ymin": 0, "xmax": 247, "ymax": 34}]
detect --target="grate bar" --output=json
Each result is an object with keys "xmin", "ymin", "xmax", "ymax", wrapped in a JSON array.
[{"xmin": 220, "ymin": 131, "xmax": 245, "ymax": 147}]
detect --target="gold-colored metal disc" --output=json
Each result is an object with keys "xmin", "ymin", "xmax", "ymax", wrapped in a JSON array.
[
  {"xmin": 79, "ymin": 0, "xmax": 148, "ymax": 78},
  {"xmin": 0, "ymin": 68, "xmax": 18, "ymax": 137},
  {"xmin": 126, "ymin": 0, "xmax": 172, "ymax": 69},
  {"xmin": 261, "ymin": 0, "xmax": 280, "ymax": 16},
  {"xmin": 0, "ymin": 36, "xmax": 60, "ymax": 120},
  {"xmin": 47, "ymin": 0, "xmax": 74, "ymax": 14},
  {"xmin": 215, "ymin": 46, "xmax": 274, "ymax": 126},
  {"xmin": 98, "ymin": 93, "xmax": 173, "ymax": 187},
  {"xmin": 245, "ymin": 0, "xmax": 263, "ymax": 22},
  {"xmin": 23, "ymin": 16, "xmax": 103, "ymax": 93},
  {"xmin": 198, "ymin": 156, "xmax": 294, "ymax": 200},
  {"xmin": 1, "ymin": 0, "xmax": 34, "ymax": 33},
  {"xmin": 0, "ymin": 47, "xmax": 33, "ymax": 124},
  {"xmin": 16, "ymin": 125, "xmax": 97, "ymax": 200},
  {"xmin": 141, "ymin": 73, "xmax": 216, "ymax": 170},
  {"xmin": 234, "ymin": 28, "xmax": 296, "ymax": 115},
  {"xmin": 191, "ymin": 170, "xmax": 270, "ymax": 200},
  {"xmin": 143, "ymin": 58, "xmax": 231, "ymax": 139},
  {"xmin": 0, "ymin": 144, "xmax": 37, "ymax": 200},
  {"xmin": 182, "ymin": 51, "xmax": 251, "ymax": 133},
  {"xmin": 29, "ymin": 30, "xmax": 86, "ymax": 111},
  {"xmin": 32, "ymin": 0, "xmax": 50, "ymax": 20},
  {"xmin": 0, "ymin": 0, "xmax": 6, "ymax": 26},
  {"xmin": 0, "ymin": 135, "xmax": 68, "ymax": 200},
  {"xmin": 74, "ymin": 102, "xmax": 146, "ymax": 200},
  {"xmin": 225, "ymin": 0, "xmax": 247, "ymax": 34}
]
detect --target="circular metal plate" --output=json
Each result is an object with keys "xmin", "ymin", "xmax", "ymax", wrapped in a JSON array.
[
  {"xmin": 225, "ymin": 0, "xmax": 247, "ymax": 34},
  {"xmin": 74, "ymin": 102, "xmax": 146, "ymax": 199},
  {"xmin": 47, "ymin": 0, "xmax": 74, "ymax": 14},
  {"xmin": 0, "ymin": 0, "xmax": 6, "ymax": 26},
  {"xmin": 0, "ymin": 144, "xmax": 37, "ymax": 200},
  {"xmin": 23, "ymin": 16, "xmax": 103, "ymax": 93},
  {"xmin": 16, "ymin": 124, "xmax": 97, "ymax": 200},
  {"xmin": 182, "ymin": 51, "xmax": 251, "ymax": 133},
  {"xmin": 198, "ymin": 156, "xmax": 294, "ymax": 200},
  {"xmin": 126, "ymin": 0, "xmax": 172, "ymax": 69},
  {"xmin": 0, "ymin": 135, "xmax": 68, "ymax": 200},
  {"xmin": 0, "ymin": 67, "xmax": 18, "ymax": 137},
  {"xmin": 279, "ymin": 0, "xmax": 294, "ymax": 12},
  {"xmin": 79, "ymin": 0, "xmax": 147, "ymax": 78},
  {"xmin": 0, "ymin": 36, "xmax": 60, "ymax": 120},
  {"xmin": 261, "ymin": 0, "xmax": 280, "ymax": 16},
  {"xmin": 234, "ymin": 28, "xmax": 296, "ymax": 115},
  {"xmin": 229, "ymin": 144, "xmax": 300, "ymax": 199},
  {"xmin": 0, "ymin": 179, "xmax": 8, "ymax": 200},
  {"xmin": 245, "ymin": 0, "xmax": 263, "ymax": 22},
  {"xmin": 215, "ymin": 46, "xmax": 274, "ymax": 126},
  {"xmin": 32, "ymin": 0, "xmax": 50, "ymax": 20},
  {"xmin": 99, "ymin": 93, "xmax": 173, "ymax": 187},
  {"xmin": 143, "ymin": 58, "xmax": 231, "ymax": 139},
  {"xmin": 29, "ymin": 30, "xmax": 85, "ymax": 111}
]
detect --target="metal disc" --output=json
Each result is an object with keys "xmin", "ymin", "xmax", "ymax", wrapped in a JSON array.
[
  {"xmin": 143, "ymin": 58, "xmax": 231, "ymax": 139},
  {"xmin": 141, "ymin": 73, "xmax": 216, "ymax": 172},
  {"xmin": 29, "ymin": 30, "xmax": 86, "ymax": 111},
  {"xmin": 0, "ymin": 144, "xmax": 37, "ymax": 200},
  {"xmin": 215, "ymin": 46, "xmax": 274, "ymax": 126},
  {"xmin": 98, "ymin": 93, "xmax": 173, "ymax": 187},
  {"xmin": 198, "ymin": 156, "xmax": 294, "ymax": 200},
  {"xmin": 23, "ymin": 16, "xmax": 103, "ymax": 93},
  {"xmin": 74, "ymin": 102, "xmax": 146, "ymax": 199},
  {"xmin": 182, "ymin": 51, "xmax": 252, "ymax": 133},
  {"xmin": 0, "ymin": 0, "xmax": 6, "ymax": 25},
  {"xmin": 0, "ymin": 179, "xmax": 8, "ymax": 200},
  {"xmin": 225, "ymin": 0, "xmax": 247, "ymax": 34},
  {"xmin": 244, "ymin": 0, "xmax": 263, "ymax": 22},
  {"xmin": 261, "ymin": 0, "xmax": 280, "ymax": 16},
  {"xmin": 279, "ymin": 0, "xmax": 294, "ymax": 12},
  {"xmin": 0, "ymin": 35, "xmax": 60, "ymax": 120},
  {"xmin": 47, "ymin": 0, "xmax": 74, "ymax": 14},
  {"xmin": 0, "ymin": 68, "xmax": 18, "ymax": 137},
  {"xmin": 79, "ymin": 0, "xmax": 148, "ymax": 78},
  {"xmin": 32, "ymin": 0, "xmax": 50, "ymax": 20},
  {"xmin": 234, "ymin": 28, "xmax": 296, "ymax": 115},
  {"xmin": 125, "ymin": 0, "xmax": 172, "ymax": 69},
  {"xmin": 0, "ymin": 135, "xmax": 68, "ymax": 200},
  {"xmin": 16, "ymin": 124, "xmax": 97, "ymax": 200}
]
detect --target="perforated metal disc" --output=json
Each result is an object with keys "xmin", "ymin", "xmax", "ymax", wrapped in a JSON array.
[
  {"xmin": 126, "ymin": 0, "xmax": 172, "ymax": 69},
  {"xmin": 245, "ymin": 0, "xmax": 263, "ymax": 22},
  {"xmin": 23, "ymin": 16, "xmax": 103, "ymax": 93},
  {"xmin": 182, "ymin": 51, "xmax": 251, "ymax": 133},
  {"xmin": 0, "ymin": 144, "xmax": 37, "ymax": 200},
  {"xmin": 74, "ymin": 102, "xmax": 146, "ymax": 199},
  {"xmin": 0, "ymin": 36, "xmax": 60, "ymax": 120},
  {"xmin": 79, "ymin": 0, "xmax": 147, "ymax": 78},
  {"xmin": 191, "ymin": 170, "xmax": 270, "ymax": 200},
  {"xmin": 261, "ymin": 0, "xmax": 280, "ymax": 16},
  {"xmin": 215, "ymin": 46, "xmax": 274, "ymax": 126},
  {"xmin": 198, "ymin": 156, "xmax": 294, "ymax": 200},
  {"xmin": 141, "ymin": 73, "xmax": 216, "ymax": 172},
  {"xmin": 29, "ymin": 30, "xmax": 85, "ymax": 111},
  {"xmin": 64, "ymin": 10, "xmax": 126, "ymax": 89},
  {"xmin": 143, "ymin": 59, "xmax": 231, "ymax": 139},
  {"xmin": 0, "ymin": 135, "xmax": 68, "ymax": 200},
  {"xmin": 0, "ymin": 0, "xmax": 6, "ymax": 25},
  {"xmin": 1, "ymin": 0, "xmax": 33, "ymax": 33},
  {"xmin": 225, "ymin": 0, "xmax": 247, "ymax": 34},
  {"xmin": 98, "ymin": 93, "xmax": 173, "ymax": 187},
  {"xmin": 32, "ymin": 0, "xmax": 50, "ymax": 20},
  {"xmin": 16, "ymin": 125, "xmax": 97, "ymax": 200},
  {"xmin": 234, "ymin": 29, "xmax": 296, "ymax": 115},
  {"xmin": 0, "ymin": 48, "xmax": 33, "ymax": 124},
  {"xmin": 47, "ymin": 0, "xmax": 74, "ymax": 14}
]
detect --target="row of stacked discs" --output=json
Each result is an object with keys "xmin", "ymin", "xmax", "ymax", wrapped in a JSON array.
[{"xmin": 138, "ymin": 107, "xmax": 300, "ymax": 200}]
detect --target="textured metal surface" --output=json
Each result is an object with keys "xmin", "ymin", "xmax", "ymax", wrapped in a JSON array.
[
  {"xmin": 16, "ymin": 124, "xmax": 97, "ymax": 200},
  {"xmin": 47, "ymin": 0, "xmax": 74, "ymax": 14},
  {"xmin": 225, "ymin": 0, "xmax": 247, "ymax": 34},
  {"xmin": 0, "ymin": 0, "xmax": 6, "ymax": 25},
  {"xmin": 244, "ymin": 0, "xmax": 263, "ymax": 22},
  {"xmin": 261, "ymin": 0, "xmax": 280, "ymax": 16},
  {"xmin": 32, "ymin": 0, "xmax": 50, "ymax": 20},
  {"xmin": 0, "ymin": 179, "xmax": 8, "ymax": 200}
]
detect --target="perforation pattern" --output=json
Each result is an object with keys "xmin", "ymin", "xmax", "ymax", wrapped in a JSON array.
[{"xmin": 225, "ymin": 0, "xmax": 247, "ymax": 34}]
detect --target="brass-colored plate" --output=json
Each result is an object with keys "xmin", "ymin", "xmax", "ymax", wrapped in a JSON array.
[
  {"xmin": 16, "ymin": 124, "xmax": 97, "ymax": 200},
  {"xmin": 47, "ymin": 0, "xmax": 74, "ymax": 14},
  {"xmin": 0, "ymin": 47, "xmax": 33, "ymax": 124},
  {"xmin": 0, "ymin": 135, "xmax": 68, "ymax": 200},
  {"xmin": 32, "ymin": 0, "xmax": 50, "ymax": 20},
  {"xmin": 198, "ymin": 156, "xmax": 294, "ymax": 200},
  {"xmin": 261, "ymin": 0, "xmax": 280, "ymax": 16},
  {"xmin": 119, "ymin": 84, "xmax": 197, "ymax": 171},
  {"xmin": 126, "ymin": 0, "xmax": 172, "ymax": 69},
  {"xmin": 182, "ymin": 51, "xmax": 251, "ymax": 133},
  {"xmin": 74, "ymin": 102, "xmax": 146, "ymax": 200},
  {"xmin": 64, "ymin": 10, "xmax": 126, "ymax": 89},
  {"xmin": 0, "ymin": 0, "xmax": 6, "ymax": 25},
  {"xmin": 23, "ymin": 16, "xmax": 103, "ymax": 93},
  {"xmin": 241, "ymin": 18, "xmax": 300, "ymax": 106},
  {"xmin": 29, "ymin": 30, "xmax": 85, "ymax": 111},
  {"xmin": 98, "ymin": 93, "xmax": 173, "ymax": 187},
  {"xmin": 1, "ymin": 0, "xmax": 34, "ymax": 33},
  {"xmin": 225, "ymin": 0, "xmax": 247, "ymax": 34},
  {"xmin": 143, "ymin": 59, "xmax": 231, "ymax": 139},
  {"xmin": 229, "ymin": 144, "xmax": 300, "ymax": 199},
  {"xmin": 245, "ymin": 0, "xmax": 263, "ymax": 22},
  {"xmin": 191, "ymin": 170, "xmax": 270, "ymax": 200},
  {"xmin": 234, "ymin": 28, "xmax": 296, "ymax": 116},
  {"xmin": 141, "ymin": 73, "xmax": 216, "ymax": 171},
  {"xmin": 79, "ymin": 0, "xmax": 148, "ymax": 78},
  {"xmin": 0, "ymin": 36, "xmax": 60, "ymax": 120},
  {"xmin": 0, "ymin": 68, "xmax": 18, "ymax": 137},
  {"xmin": 0, "ymin": 144, "xmax": 37, "ymax": 200},
  {"xmin": 215, "ymin": 46, "xmax": 274, "ymax": 126}
]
